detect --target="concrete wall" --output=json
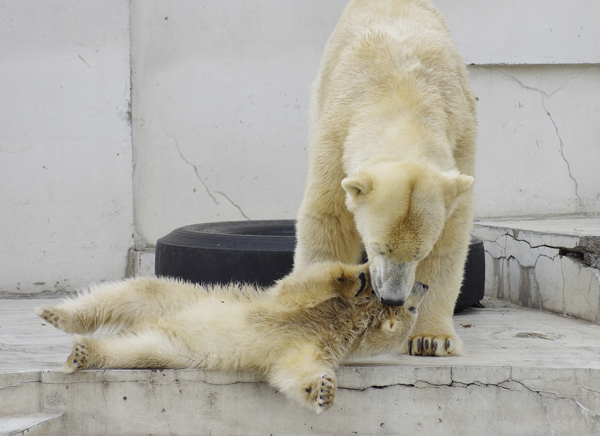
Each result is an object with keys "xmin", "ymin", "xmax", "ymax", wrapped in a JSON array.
[
  {"xmin": 1, "ymin": 0, "xmax": 598, "ymax": 294},
  {"xmin": 0, "ymin": 1, "xmax": 133, "ymax": 295},
  {"xmin": 130, "ymin": 0, "xmax": 342, "ymax": 246}
]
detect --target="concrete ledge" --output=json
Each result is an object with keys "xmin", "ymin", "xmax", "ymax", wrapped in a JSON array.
[
  {"xmin": 473, "ymin": 216, "xmax": 600, "ymax": 323},
  {"xmin": 0, "ymin": 413, "xmax": 63, "ymax": 436}
]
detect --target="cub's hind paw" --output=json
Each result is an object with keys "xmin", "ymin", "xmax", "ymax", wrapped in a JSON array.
[
  {"xmin": 305, "ymin": 373, "xmax": 336, "ymax": 414},
  {"xmin": 36, "ymin": 306, "xmax": 63, "ymax": 329},
  {"xmin": 64, "ymin": 341, "xmax": 89, "ymax": 373},
  {"xmin": 36, "ymin": 306, "xmax": 88, "ymax": 334}
]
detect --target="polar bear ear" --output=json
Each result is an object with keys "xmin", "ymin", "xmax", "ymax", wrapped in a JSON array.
[
  {"xmin": 454, "ymin": 173, "xmax": 474, "ymax": 195},
  {"xmin": 443, "ymin": 173, "xmax": 474, "ymax": 212},
  {"xmin": 342, "ymin": 174, "xmax": 373, "ymax": 200}
]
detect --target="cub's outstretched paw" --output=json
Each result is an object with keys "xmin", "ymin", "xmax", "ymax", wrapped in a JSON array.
[
  {"xmin": 305, "ymin": 373, "xmax": 336, "ymax": 414},
  {"xmin": 408, "ymin": 334, "xmax": 464, "ymax": 357},
  {"xmin": 64, "ymin": 341, "xmax": 90, "ymax": 373}
]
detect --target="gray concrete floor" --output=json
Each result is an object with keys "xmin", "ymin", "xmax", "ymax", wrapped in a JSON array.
[{"xmin": 1, "ymin": 297, "xmax": 600, "ymax": 374}]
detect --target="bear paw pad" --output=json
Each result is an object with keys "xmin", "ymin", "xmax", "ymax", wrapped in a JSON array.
[
  {"xmin": 64, "ymin": 342, "xmax": 89, "ymax": 373},
  {"xmin": 36, "ymin": 307, "xmax": 62, "ymax": 329},
  {"xmin": 306, "ymin": 374, "xmax": 336, "ymax": 414}
]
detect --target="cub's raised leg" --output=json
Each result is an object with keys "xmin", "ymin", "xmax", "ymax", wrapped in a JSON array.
[
  {"xmin": 274, "ymin": 263, "xmax": 370, "ymax": 309},
  {"xmin": 36, "ymin": 277, "xmax": 199, "ymax": 334}
]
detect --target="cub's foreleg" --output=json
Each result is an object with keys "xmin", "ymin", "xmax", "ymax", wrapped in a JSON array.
[
  {"xmin": 273, "ymin": 263, "xmax": 370, "ymax": 309},
  {"xmin": 64, "ymin": 330, "xmax": 192, "ymax": 373},
  {"xmin": 267, "ymin": 343, "xmax": 339, "ymax": 414},
  {"xmin": 36, "ymin": 277, "xmax": 197, "ymax": 334}
]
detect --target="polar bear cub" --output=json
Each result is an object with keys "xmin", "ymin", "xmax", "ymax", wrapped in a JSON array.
[{"xmin": 36, "ymin": 263, "xmax": 427, "ymax": 414}]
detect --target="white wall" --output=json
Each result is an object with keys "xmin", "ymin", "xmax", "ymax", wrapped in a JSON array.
[
  {"xmin": 435, "ymin": 0, "xmax": 600, "ymax": 65},
  {"xmin": 130, "ymin": 0, "xmax": 349, "ymax": 246},
  {"xmin": 0, "ymin": 1, "xmax": 133, "ymax": 295},
  {"xmin": 1, "ymin": 0, "xmax": 598, "ymax": 294},
  {"xmin": 469, "ymin": 65, "xmax": 600, "ymax": 217}
]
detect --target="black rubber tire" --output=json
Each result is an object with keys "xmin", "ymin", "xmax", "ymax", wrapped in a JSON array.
[
  {"xmin": 156, "ymin": 221, "xmax": 296, "ymax": 288},
  {"xmin": 455, "ymin": 236, "xmax": 486, "ymax": 313},
  {"xmin": 155, "ymin": 220, "xmax": 485, "ymax": 312}
]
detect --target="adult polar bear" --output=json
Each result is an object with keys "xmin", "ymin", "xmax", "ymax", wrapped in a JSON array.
[{"xmin": 294, "ymin": 0, "xmax": 476, "ymax": 356}]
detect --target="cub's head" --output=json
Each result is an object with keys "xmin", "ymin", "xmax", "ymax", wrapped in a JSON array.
[
  {"xmin": 342, "ymin": 161, "xmax": 473, "ymax": 306},
  {"xmin": 381, "ymin": 281, "xmax": 429, "ymax": 334}
]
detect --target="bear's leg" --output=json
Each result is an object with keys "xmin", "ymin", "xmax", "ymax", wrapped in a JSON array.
[
  {"xmin": 408, "ymin": 222, "xmax": 471, "ymax": 357},
  {"xmin": 63, "ymin": 330, "xmax": 191, "ymax": 373},
  {"xmin": 267, "ymin": 344, "xmax": 338, "ymax": 414},
  {"xmin": 294, "ymin": 183, "xmax": 363, "ymax": 271},
  {"xmin": 36, "ymin": 277, "xmax": 185, "ymax": 334}
]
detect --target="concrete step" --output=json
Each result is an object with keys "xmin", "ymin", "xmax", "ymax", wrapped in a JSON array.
[
  {"xmin": 0, "ymin": 414, "xmax": 64, "ymax": 436},
  {"xmin": 473, "ymin": 216, "xmax": 600, "ymax": 323},
  {"xmin": 2, "ymin": 298, "xmax": 600, "ymax": 435}
]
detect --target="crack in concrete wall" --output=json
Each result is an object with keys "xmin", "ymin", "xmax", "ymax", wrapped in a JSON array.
[
  {"xmin": 543, "ymin": 103, "xmax": 584, "ymax": 209},
  {"xmin": 166, "ymin": 132, "xmax": 219, "ymax": 204},
  {"xmin": 215, "ymin": 191, "xmax": 251, "ymax": 220},
  {"xmin": 474, "ymin": 225, "xmax": 600, "ymax": 323},
  {"xmin": 496, "ymin": 69, "xmax": 585, "ymax": 211},
  {"xmin": 563, "ymin": 237, "xmax": 600, "ymax": 269},
  {"xmin": 485, "ymin": 230, "xmax": 599, "ymax": 270},
  {"xmin": 339, "ymin": 378, "xmax": 592, "ymax": 403},
  {"xmin": 483, "ymin": 231, "xmax": 560, "ymax": 270},
  {"xmin": 166, "ymin": 132, "xmax": 251, "ymax": 221}
]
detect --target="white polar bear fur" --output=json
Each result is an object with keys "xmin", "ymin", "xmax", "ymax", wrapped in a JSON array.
[
  {"xmin": 36, "ymin": 263, "xmax": 428, "ymax": 414},
  {"xmin": 294, "ymin": 0, "xmax": 476, "ymax": 356}
]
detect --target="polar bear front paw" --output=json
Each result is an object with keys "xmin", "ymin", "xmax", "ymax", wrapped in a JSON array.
[
  {"xmin": 305, "ymin": 373, "xmax": 336, "ymax": 414},
  {"xmin": 64, "ymin": 341, "xmax": 90, "ymax": 373},
  {"xmin": 408, "ymin": 334, "xmax": 463, "ymax": 356}
]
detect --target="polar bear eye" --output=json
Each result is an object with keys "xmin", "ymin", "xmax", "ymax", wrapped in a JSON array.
[{"xmin": 337, "ymin": 277, "xmax": 344, "ymax": 283}]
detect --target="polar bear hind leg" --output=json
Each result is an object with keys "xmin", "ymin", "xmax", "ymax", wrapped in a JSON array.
[
  {"xmin": 36, "ymin": 277, "xmax": 194, "ymax": 334},
  {"xmin": 64, "ymin": 330, "xmax": 191, "ymax": 373}
]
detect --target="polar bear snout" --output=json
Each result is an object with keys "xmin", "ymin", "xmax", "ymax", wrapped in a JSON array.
[{"xmin": 370, "ymin": 256, "xmax": 419, "ymax": 306}]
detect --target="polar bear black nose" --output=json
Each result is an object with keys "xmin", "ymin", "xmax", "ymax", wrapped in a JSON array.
[{"xmin": 380, "ymin": 297, "xmax": 405, "ymax": 307}]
